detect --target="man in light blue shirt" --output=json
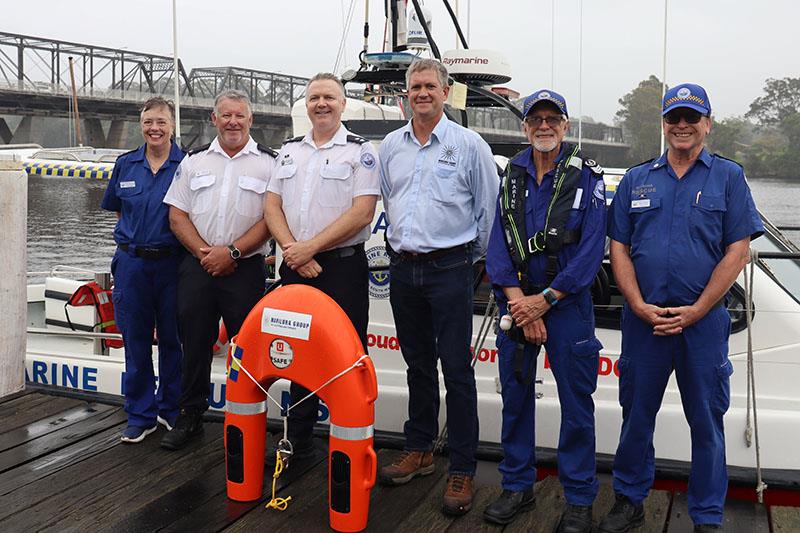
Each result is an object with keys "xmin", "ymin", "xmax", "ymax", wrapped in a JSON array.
[{"xmin": 377, "ymin": 58, "xmax": 497, "ymax": 516}]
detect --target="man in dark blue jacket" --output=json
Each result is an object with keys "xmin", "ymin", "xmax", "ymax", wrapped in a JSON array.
[{"xmin": 484, "ymin": 90, "xmax": 606, "ymax": 532}]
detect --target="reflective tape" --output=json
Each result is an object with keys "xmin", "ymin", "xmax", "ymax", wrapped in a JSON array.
[
  {"xmin": 329, "ymin": 423, "xmax": 374, "ymax": 441},
  {"xmin": 225, "ymin": 400, "xmax": 267, "ymax": 415},
  {"xmin": 568, "ymin": 156, "xmax": 583, "ymax": 169}
]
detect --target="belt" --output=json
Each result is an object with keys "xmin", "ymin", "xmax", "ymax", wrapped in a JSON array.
[
  {"xmin": 387, "ymin": 242, "xmax": 469, "ymax": 262},
  {"xmin": 120, "ymin": 244, "xmax": 183, "ymax": 260},
  {"xmin": 315, "ymin": 243, "xmax": 365, "ymax": 260}
]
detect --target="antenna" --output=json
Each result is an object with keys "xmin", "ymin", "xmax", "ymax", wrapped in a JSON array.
[
  {"xmin": 172, "ymin": 0, "xmax": 182, "ymax": 147},
  {"xmin": 660, "ymin": 0, "xmax": 669, "ymax": 155}
]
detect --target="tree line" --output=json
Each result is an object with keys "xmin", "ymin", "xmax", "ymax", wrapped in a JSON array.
[{"xmin": 615, "ymin": 75, "xmax": 800, "ymax": 178}]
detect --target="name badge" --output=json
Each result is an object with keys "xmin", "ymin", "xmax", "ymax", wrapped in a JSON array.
[
  {"xmin": 120, "ymin": 181, "xmax": 136, "ymax": 189},
  {"xmin": 631, "ymin": 199, "xmax": 650, "ymax": 209}
]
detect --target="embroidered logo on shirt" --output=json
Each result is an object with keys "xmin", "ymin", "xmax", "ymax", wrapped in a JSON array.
[
  {"xmin": 120, "ymin": 181, "xmax": 136, "ymax": 188},
  {"xmin": 632, "ymin": 184, "xmax": 656, "ymax": 197},
  {"xmin": 360, "ymin": 152, "xmax": 376, "ymax": 169},
  {"xmin": 437, "ymin": 144, "xmax": 459, "ymax": 168},
  {"xmin": 281, "ymin": 156, "xmax": 294, "ymax": 166}
]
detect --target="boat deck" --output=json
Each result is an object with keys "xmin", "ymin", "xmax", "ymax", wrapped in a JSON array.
[{"xmin": 1, "ymin": 390, "xmax": 798, "ymax": 532}]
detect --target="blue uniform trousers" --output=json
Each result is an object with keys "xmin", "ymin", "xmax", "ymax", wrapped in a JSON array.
[
  {"xmin": 496, "ymin": 291, "xmax": 600, "ymax": 505},
  {"xmin": 613, "ymin": 304, "xmax": 733, "ymax": 526},
  {"xmin": 111, "ymin": 249, "xmax": 183, "ymax": 428},
  {"xmin": 388, "ymin": 246, "xmax": 478, "ymax": 475}
]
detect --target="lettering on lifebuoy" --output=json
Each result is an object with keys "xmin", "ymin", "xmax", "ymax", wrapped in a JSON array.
[{"xmin": 269, "ymin": 338, "xmax": 294, "ymax": 369}]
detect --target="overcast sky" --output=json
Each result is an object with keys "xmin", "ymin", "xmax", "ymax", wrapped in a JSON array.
[{"xmin": 3, "ymin": 0, "xmax": 798, "ymax": 123}]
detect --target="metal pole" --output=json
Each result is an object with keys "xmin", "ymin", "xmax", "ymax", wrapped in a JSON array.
[
  {"xmin": 172, "ymin": 0, "xmax": 182, "ymax": 147},
  {"xmin": 660, "ymin": 0, "xmax": 668, "ymax": 155},
  {"xmin": 577, "ymin": 0, "xmax": 583, "ymax": 149},
  {"xmin": 68, "ymin": 56, "xmax": 83, "ymax": 146},
  {"xmin": 455, "ymin": 0, "xmax": 460, "ymax": 49},
  {"xmin": 551, "ymin": 0, "xmax": 555, "ymax": 87}
]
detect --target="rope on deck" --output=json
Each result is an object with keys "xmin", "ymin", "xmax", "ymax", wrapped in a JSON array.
[{"xmin": 744, "ymin": 248, "xmax": 767, "ymax": 503}]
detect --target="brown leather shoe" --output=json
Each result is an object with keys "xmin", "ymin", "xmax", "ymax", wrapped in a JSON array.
[
  {"xmin": 443, "ymin": 474, "xmax": 474, "ymax": 515},
  {"xmin": 378, "ymin": 450, "xmax": 435, "ymax": 485}
]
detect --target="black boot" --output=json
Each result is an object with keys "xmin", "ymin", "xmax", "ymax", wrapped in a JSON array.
[
  {"xmin": 557, "ymin": 504, "xmax": 593, "ymax": 533},
  {"xmin": 483, "ymin": 488, "xmax": 535, "ymax": 525},
  {"xmin": 160, "ymin": 409, "xmax": 203, "ymax": 451},
  {"xmin": 598, "ymin": 494, "xmax": 644, "ymax": 533}
]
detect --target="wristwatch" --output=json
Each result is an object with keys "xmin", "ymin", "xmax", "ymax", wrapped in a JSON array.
[
  {"xmin": 228, "ymin": 244, "xmax": 241, "ymax": 260},
  {"xmin": 542, "ymin": 287, "xmax": 559, "ymax": 307}
]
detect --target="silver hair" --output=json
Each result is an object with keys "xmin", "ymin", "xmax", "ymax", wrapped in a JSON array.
[
  {"xmin": 405, "ymin": 58, "xmax": 449, "ymax": 89},
  {"xmin": 306, "ymin": 72, "xmax": 346, "ymax": 99},
  {"xmin": 214, "ymin": 89, "xmax": 252, "ymax": 115}
]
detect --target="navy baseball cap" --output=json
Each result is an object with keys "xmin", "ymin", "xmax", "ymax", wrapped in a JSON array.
[
  {"xmin": 523, "ymin": 89, "xmax": 568, "ymax": 118},
  {"xmin": 662, "ymin": 83, "xmax": 711, "ymax": 116}
]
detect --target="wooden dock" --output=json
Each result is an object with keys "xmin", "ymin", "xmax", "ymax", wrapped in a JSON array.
[{"xmin": 1, "ymin": 390, "xmax": 798, "ymax": 532}]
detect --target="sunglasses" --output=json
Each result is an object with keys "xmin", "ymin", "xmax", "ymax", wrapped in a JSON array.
[
  {"xmin": 663, "ymin": 109, "xmax": 707, "ymax": 124},
  {"xmin": 525, "ymin": 115, "xmax": 565, "ymax": 128}
]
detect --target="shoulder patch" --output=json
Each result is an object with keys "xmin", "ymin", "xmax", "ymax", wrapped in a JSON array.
[
  {"xmin": 256, "ymin": 143, "xmax": 278, "ymax": 158},
  {"xmin": 593, "ymin": 178, "xmax": 606, "ymax": 201},
  {"xmin": 583, "ymin": 157, "xmax": 604, "ymax": 175},
  {"xmin": 713, "ymin": 153, "xmax": 743, "ymax": 168},
  {"xmin": 360, "ymin": 151, "xmax": 376, "ymax": 169},
  {"xmin": 187, "ymin": 143, "xmax": 211, "ymax": 156},
  {"xmin": 626, "ymin": 158, "xmax": 655, "ymax": 172},
  {"xmin": 346, "ymin": 134, "xmax": 368, "ymax": 145},
  {"xmin": 283, "ymin": 135, "xmax": 304, "ymax": 144}
]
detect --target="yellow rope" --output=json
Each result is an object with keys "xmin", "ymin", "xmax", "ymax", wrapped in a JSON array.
[{"xmin": 265, "ymin": 451, "xmax": 292, "ymax": 511}]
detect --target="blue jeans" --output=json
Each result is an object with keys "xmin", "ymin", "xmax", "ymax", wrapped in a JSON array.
[
  {"xmin": 496, "ymin": 291, "xmax": 600, "ymax": 505},
  {"xmin": 111, "ymin": 249, "xmax": 183, "ymax": 428},
  {"xmin": 388, "ymin": 246, "xmax": 478, "ymax": 475},
  {"xmin": 613, "ymin": 304, "xmax": 732, "ymax": 526}
]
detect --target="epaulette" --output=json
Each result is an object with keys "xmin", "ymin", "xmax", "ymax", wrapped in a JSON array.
[
  {"xmin": 116, "ymin": 147, "xmax": 139, "ymax": 159},
  {"xmin": 626, "ymin": 158, "xmax": 655, "ymax": 172},
  {"xmin": 583, "ymin": 157, "xmax": 604, "ymax": 175},
  {"xmin": 257, "ymin": 143, "xmax": 278, "ymax": 158},
  {"xmin": 283, "ymin": 135, "xmax": 304, "ymax": 144},
  {"xmin": 346, "ymin": 134, "xmax": 368, "ymax": 145},
  {"xmin": 187, "ymin": 143, "xmax": 211, "ymax": 156},
  {"xmin": 713, "ymin": 153, "xmax": 743, "ymax": 168}
]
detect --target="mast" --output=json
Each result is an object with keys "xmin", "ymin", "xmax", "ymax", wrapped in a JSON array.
[
  {"xmin": 577, "ymin": 0, "xmax": 583, "ymax": 149},
  {"xmin": 172, "ymin": 0, "xmax": 182, "ymax": 147},
  {"xmin": 660, "ymin": 0, "xmax": 669, "ymax": 154}
]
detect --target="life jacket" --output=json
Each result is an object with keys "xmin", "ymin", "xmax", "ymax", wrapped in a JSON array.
[
  {"xmin": 500, "ymin": 143, "xmax": 599, "ymax": 292},
  {"xmin": 65, "ymin": 281, "xmax": 124, "ymax": 349}
]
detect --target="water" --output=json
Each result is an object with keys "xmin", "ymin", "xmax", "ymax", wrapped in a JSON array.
[{"xmin": 24, "ymin": 176, "xmax": 800, "ymax": 280}]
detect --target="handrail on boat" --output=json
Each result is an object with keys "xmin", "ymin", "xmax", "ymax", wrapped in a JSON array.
[{"xmin": 27, "ymin": 327, "xmax": 122, "ymax": 340}]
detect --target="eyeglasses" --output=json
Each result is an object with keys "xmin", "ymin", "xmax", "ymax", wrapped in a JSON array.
[
  {"xmin": 525, "ymin": 115, "xmax": 565, "ymax": 128},
  {"xmin": 663, "ymin": 109, "xmax": 707, "ymax": 125}
]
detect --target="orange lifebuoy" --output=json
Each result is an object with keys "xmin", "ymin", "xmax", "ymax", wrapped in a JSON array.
[
  {"xmin": 224, "ymin": 285, "xmax": 377, "ymax": 532},
  {"xmin": 213, "ymin": 320, "xmax": 229, "ymax": 355}
]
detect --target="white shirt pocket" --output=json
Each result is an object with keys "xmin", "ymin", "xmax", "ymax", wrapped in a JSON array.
[
  {"xmin": 318, "ymin": 163, "xmax": 353, "ymax": 208},
  {"xmin": 189, "ymin": 174, "xmax": 216, "ymax": 214},
  {"xmin": 276, "ymin": 164, "xmax": 298, "ymax": 206},
  {"xmin": 235, "ymin": 175, "xmax": 268, "ymax": 218}
]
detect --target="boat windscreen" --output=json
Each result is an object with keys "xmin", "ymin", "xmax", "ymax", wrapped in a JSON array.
[{"xmin": 753, "ymin": 226, "xmax": 800, "ymax": 305}]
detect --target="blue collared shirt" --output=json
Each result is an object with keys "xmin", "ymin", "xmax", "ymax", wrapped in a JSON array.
[
  {"xmin": 608, "ymin": 148, "xmax": 764, "ymax": 305},
  {"xmin": 101, "ymin": 141, "xmax": 185, "ymax": 247},
  {"xmin": 379, "ymin": 114, "xmax": 498, "ymax": 261},
  {"xmin": 486, "ymin": 145, "xmax": 607, "ymax": 304}
]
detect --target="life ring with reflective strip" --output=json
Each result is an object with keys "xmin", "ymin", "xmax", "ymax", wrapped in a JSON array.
[{"xmin": 224, "ymin": 284, "xmax": 377, "ymax": 532}]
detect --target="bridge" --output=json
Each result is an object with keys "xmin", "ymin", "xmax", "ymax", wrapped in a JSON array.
[{"xmin": 0, "ymin": 31, "xmax": 630, "ymax": 163}]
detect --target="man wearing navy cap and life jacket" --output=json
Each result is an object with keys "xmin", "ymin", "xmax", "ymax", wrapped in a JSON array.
[
  {"xmin": 484, "ymin": 89, "xmax": 606, "ymax": 532},
  {"xmin": 601, "ymin": 83, "xmax": 764, "ymax": 532}
]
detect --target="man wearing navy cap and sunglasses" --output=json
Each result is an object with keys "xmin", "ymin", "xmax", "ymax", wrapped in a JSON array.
[{"xmin": 602, "ymin": 84, "xmax": 764, "ymax": 532}]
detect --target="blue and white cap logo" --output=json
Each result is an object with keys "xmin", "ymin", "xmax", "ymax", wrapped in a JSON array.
[
  {"xmin": 677, "ymin": 87, "xmax": 691, "ymax": 98},
  {"xmin": 538, "ymin": 91, "xmax": 551, "ymax": 99}
]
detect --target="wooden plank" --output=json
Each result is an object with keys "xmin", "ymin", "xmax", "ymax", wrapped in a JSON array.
[
  {"xmin": 0, "ymin": 403, "xmax": 122, "ymax": 473},
  {"xmin": 592, "ymin": 481, "xmax": 671, "ymax": 533},
  {"xmin": 0, "ymin": 388, "xmax": 32, "ymax": 405},
  {"xmin": 0, "ymin": 393, "xmax": 83, "ymax": 432},
  {"xmin": 0, "ymin": 422, "xmax": 213, "ymax": 530},
  {"xmin": 166, "ymin": 436, "xmax": 328, "ymax": 533},
  {"xmin": 771, "ymin": 506, "xmax": 800, "ymax": 533},
  {"xmin": 364, "ymin": 450, "xmax": 450, "ymax": 532},
  {"xmin": 0, "ymin": 401, "xmax": 117, "ymax": 452},
  {"xmin": 667, "ymin": 492, "xmax": 769, "ymax": 533},
  {"xmin": 505, "ymin": 476, "xmax": 564, "ymax": 533},
  {"xmin": 392, "ymin": 472, "xmax": 457, "ymax": 532}
]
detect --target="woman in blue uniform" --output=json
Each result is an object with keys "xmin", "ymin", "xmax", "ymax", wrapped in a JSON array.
[{"xmin": 101, "ymin": 97, "xmax": 185, "ymax": 442}]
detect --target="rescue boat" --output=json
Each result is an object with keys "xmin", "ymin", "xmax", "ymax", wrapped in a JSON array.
[{"xmin": 20, "ymin": 1, "xmax": 800, "ymax": 505}]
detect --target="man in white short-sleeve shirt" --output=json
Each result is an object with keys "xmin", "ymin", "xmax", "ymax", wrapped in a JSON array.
[
  {"xmin": 265, "ymin": 72, "xmax": 379, "ymax": 461},
  {"xmin": 161, "ymin": 89, "xmax": 276, "ymax": 450}
]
